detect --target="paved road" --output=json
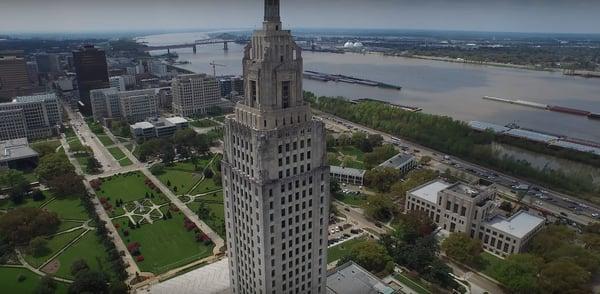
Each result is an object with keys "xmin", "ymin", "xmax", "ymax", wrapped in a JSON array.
[
  {"xmin": 64, "ymin": 106, "xmax": 120, "ymax": 172},
  {"xmin": 315, "ymin": 111, "xmax": 598, "ymax": 226},
  {"xmin": 446, "ymin": 259, "xmax": 505, "ymax": 294},
  {"xmin": 334, "ymin": 201, "xmax": 387, "ymax": 235}
]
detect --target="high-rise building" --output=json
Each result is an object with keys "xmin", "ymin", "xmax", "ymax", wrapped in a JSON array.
[
  {"xmin": 171, "ymin": 73, "xmax": 221, "ymax": 117},
  {"xmin": 35, "ymin": 53, "xmax": 61, "ymax": 74},
  {"xmin": 73, "ymin": 45, "xmax": 109, "ymax": 115},
  {"xmin": 222, "ymin": 1, "xmax": 330, "ymax": 293},
  {"xmin": 109, "ymin": 76, "xmax": 126, "ymax": 91},
  {"xmin": 0, "ymin": 51, "xmax": 32, "ymax": 102},
  {"xmin": 0, "ymin": 93, "xmax": 62, "ymax": 140},
  {"xmin": 90, "ymin": 88, "xmax": 158, "ymax": 123}
]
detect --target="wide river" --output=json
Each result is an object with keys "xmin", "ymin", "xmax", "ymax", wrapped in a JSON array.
[{"xmin": 138, "ymin": 32, "xmax": 600, "ymax": 142}]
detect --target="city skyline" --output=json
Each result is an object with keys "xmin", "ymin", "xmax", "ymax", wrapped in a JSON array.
[{"xmin": 1, "ymin": 0, "xmax": 600, "ymax": 34}]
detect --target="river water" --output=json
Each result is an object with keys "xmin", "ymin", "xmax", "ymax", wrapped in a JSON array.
[{"xmin": 137, "ymin": 32, "xmax": 600, "ymax": 142}]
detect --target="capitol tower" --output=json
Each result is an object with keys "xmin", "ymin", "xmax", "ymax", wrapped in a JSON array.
[{"xmin": 221, "ymin": 0, "xmax": 330, "ymax": 293}]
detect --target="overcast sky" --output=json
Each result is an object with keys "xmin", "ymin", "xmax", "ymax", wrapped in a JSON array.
[{"xmin": 0, "ymin": 0, "xmax": 599, "ymax": 34}]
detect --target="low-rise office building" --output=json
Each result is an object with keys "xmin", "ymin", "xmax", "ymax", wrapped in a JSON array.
[
  {"xmin": 405, "ymin": 180, "xmax": 545, "ymax": 257},
  {"xmin": 0, "ymin": 138, "xmax": 39, "ymax": 169},
  {"xmin": 330, "ymin": 166, "xmax": 366, "ymax": 186},
  {"xmin": 379, "ymin": 152, "xmax": 417, "ymax": 175},
  {"xmin": 130, "ymin": 116, "xmax": 189, "ymax": 140},
  {"xmin": 0, "ymin": 93, "xmax": 62, "ymax": 141}
]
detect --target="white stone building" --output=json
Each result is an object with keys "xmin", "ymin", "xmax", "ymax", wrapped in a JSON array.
[
  {"xmin": 171, "ymin": 74, "xmax": 221, "ymax": 117},
  {"xmin": 405, "ymin": 180, "xmax": 545, "ymax": 257},
  {"xmin": 0, "ymin": 93, "xmax": 62, "ymax": 141},
  {"xmin": 221, "ymin": 1, "xmax": 330, "ymax": 293},
  {"xmin": 90, "ymin": 88, "xmax": 158, "ymax": 124}
]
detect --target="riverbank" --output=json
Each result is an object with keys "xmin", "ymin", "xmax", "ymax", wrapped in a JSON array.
[{"xmin": 385, "ymin": 53, "xmax": 558, "ymax": 72}]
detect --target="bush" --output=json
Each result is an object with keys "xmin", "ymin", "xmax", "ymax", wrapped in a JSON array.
[
  {"xmin": 31, "ymin": 190, "xmax": 46, "ymax": 202},
  {"xmin": 17, "ymin": 273, "xmax": 26, "ymax": 282}
]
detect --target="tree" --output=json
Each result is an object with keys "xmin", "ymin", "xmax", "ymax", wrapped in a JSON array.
[
  {"xmin": 0, "ymin": 169, "xmax": 30, "ymax": 204},
  {"xmin": 35, "ymin": 274, "xmax": 57, "ymax": 294},
  {"xmin": 197, "ymin": 202, "xmax": 211, "ymax": 220},
  {"xmin": 530, "ymin": 225, "xmax": 576, "ymax": 258},
  {"xmin": 499, "ymin": 201, "xmax": 512, "ymax": 212},
  {"xmin": 330, "ymin": 180, "xmax": 341, "ymax": 195},
  {"xmin": 47, "ymin": 174, "xmax": 86, "ymax": 197},
  {"xmin": 364, "ymin": 145, "xmax": 398, "ymax": 169},
  {"xmin": 538, "ymin": 260, "xmax": 591, "ymax": 294},
  {"xmin": 363, "ymin": 194, "xmax": 396, "ymax": 222},
  {"xmin": 367, "ymin": 134, "xmax": 384, "ymax": 148},
  {"xmin": 419, "ymin": 156, "xmax": 432, "ymax": 165},
  {"xmin": 494, "ymin": 254, "xmax": 543, "ymax": 294},
  {"xmin": 28, "ymin": 236, "xmax": 49, "ymax": 256},
  {"xmin": 67, "ymin": 270, "xmax": 109, "ymax": 294},
  {"xmin": 109, "ymin": 281, "xmax": 129, "ymax": 294},
  {"xmin": 31, "ymin": 142, "xmax": 57, "ymax": 158},
  {"xmin": 35, "ymin": 153, "xmax": 75, "ymax": 183},
  {"xmin": 339, "ymin": 240, "xmax": 394, "ymax": 274},
  {"xmin": 70, "ymin": 259, "xmax": 90, "ymax": 277},
  {"xmin": 86, "ymin": 157, "xmax": 102, "ymax": 173},
  {"xmin": 364, "ymin": 167, "xmax": 401, "ymax": 193},
  {"xmin": 0, "ymin": 207, "xmax": 60, "ymax": 244},
  {"xmin": 396, "ymin": 211, "xmax": 436, "ymax": 241},
  {"xmin": 441, "ymin": 233, "xmax": 482, "ymax": 265},
  {"xmin": 204, "ymin": 168, "xmax": 214, "ymax": 179},
  {"xmin": 213, "ymin": 171, "xmax": 222, "ymax": 186},
  {"xmin": 32, "ymin": 189, "xmax": 46, "ymax": 201},
  {"xmin": 161, "ymin": 145, "xmax": 175, "ymax": 164}
]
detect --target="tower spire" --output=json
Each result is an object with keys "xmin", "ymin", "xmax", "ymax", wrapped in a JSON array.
[{"xmin": 264, "ymin": 0, "xmax": 280, "ymax": 22}]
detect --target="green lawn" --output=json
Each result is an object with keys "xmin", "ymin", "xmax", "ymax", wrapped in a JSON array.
[
  {"xmin": 86, "ymin": 120, "xmax": 105, "ymax": 135},
  {"xmin": 394, "ymin": 273, "xmax": 431, "ymax": 294},
  {"xmin": 0, "ymin": 267, "xmax": 68, "ymax": 294},
  {"xmin": 212, "ymin": 116, "xmax": 226, "ymax": 122},
  {"xmin": 327, "ymin": 237, "xmax": 367, "ymax": 263},
  {"xmin": 23, "ymin": 229, "xmax": 84, "ymax": 268},
  {"xmin": 43, "ymin": 197, "xmax": 89, "ymax": 221},
  {"xmin": 97, "ymin": 134, "xmax": 115, "ymax": 147},
  {"xmin": 334, "ymin": 193, "xmax": 367, "ymax": 207},
  {"xmin": 328, "ymin": 146, "xmax": 366, "ymax": 169},
  {"xmin": 67, "ymin": 137, "xmax": 84, "ymax": 150},
  {"xmin": 96, "ymin": 172, "xmax": 162, "ymax": 206},
  {"xmin": 53, "ymin": 231, "xmax": 114, "ymax": 280},
  {"xmin": 190, "ymin": 178, "xmax": 221, "ymax": 195},
  {"xmin": 476, "ymin": 252, "xmax": 506, "ymax": 280},
  {"xmin": 187, "ymin": 192, "xmax": 225, "ymax": 237},
  {"xmin": 114, "ymin": 211, "xmax": 214, "ymax": 274},
  {"xmin": 106, "ymin": 146, "xmax": 133, "ymax": 167},
  {"xmin": 31, "ymin": 139, "xmax": 62, "ymax": 151},
  {"xmin": 0, "ymin": 197, "xmax": 43, "ymax": 210},
  {"xmin": 159, "ymin": 169, "xmax": 201, "ymax": 195},
  {"xmin": 190, "ymin": 119, "xmax": 219, "ymax": 128}
]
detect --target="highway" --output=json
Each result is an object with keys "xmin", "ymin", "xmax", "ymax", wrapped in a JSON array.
[{"xmin": 314, "ymin": 110, "xmax": 599, "ymax": 226}]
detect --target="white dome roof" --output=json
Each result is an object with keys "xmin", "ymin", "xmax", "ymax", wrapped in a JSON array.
[{"xmin": 344, "ymin": 41, "xmax": 354, "ymax": 48}]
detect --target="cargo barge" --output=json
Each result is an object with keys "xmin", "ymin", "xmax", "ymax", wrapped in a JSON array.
[
  {"xmin": 483, "ymin": 96, "xmax": 599, "ymax": 121},
  {"xmin": 304, "ymin": 71, "xmax": 402, "ymax": 90}
]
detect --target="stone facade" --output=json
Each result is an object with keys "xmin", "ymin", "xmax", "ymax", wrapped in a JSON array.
[{"xmin": 222, "ymin": 1, "xmax": 330, "ymax": 293}]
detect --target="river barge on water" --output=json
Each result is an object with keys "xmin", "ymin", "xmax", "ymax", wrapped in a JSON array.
[
  {"xmin": 304, "ymin": 71, "xmax": 402, "ymax": 90},
  {"xmin": 482, "ymin": 96, "xmax": 599, "ymax": 121}
]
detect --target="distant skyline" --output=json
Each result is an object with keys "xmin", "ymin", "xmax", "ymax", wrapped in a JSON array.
[{"xmin": 1, "ymin": 0, "xmax": 600, "ymax": 34}]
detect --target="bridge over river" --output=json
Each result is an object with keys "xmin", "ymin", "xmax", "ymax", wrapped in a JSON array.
[{"xmin": 143, "ymin": 39, "xmax": 235, "ymax": 53}]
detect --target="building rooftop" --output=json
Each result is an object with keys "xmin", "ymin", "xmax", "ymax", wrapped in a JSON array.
[
  {"xmin": 13, "ymin": 93, "xmax": 57, "ymax": 104},
  {"xmin": 487, "ymin": 210, "xmax": 545, "ymax": 238},
  {"xmin": 378, "ymin": 153, "xmax": 415, "ymax": 169},
  {"xmin": 409, "ymin": 180, "xmax": 452, "ymax": 204},
  {"xmin": 165, "ymin": 116, "xmax": 188, "ymax": 125},
  {"xmin": 0, "ymin": 138, "xmax": 38, "ymax": 163},
  {"xmin": 330, "ymin": 165, "xmax": 366, "ymax": 177},
  {"xmin": 130, "ymin": 121, "xmax": 154, "ymax": 129},
  {"xmin": 326, "ymin": 262, "xmax": 395, "ymax": 294},
  {"xmin": 448, "ymin": 183, "xmax": 482, "ymax": 198}
]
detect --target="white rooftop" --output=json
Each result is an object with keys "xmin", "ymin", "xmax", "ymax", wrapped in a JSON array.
[
  {"xmin": 487, "ymin": 211, "xmax": 545, "ymax": 238},
  {"xmin": 410, "ymin": 180, "xmax": 452, "ymax": 204},
  {"xmin": 131, "ymin": 121, "xmax": 154, "ymax": 129},
  {"xmin": 165, "ymin": 116, "xmax": 188, "ymax": 125},
  {"xmin": 137, "ymin": 258, "xmax": 231, "ymax": 294},
  {"xmin": 13, "ymin": 93, "xmax": 57, "ymax": 103},
  {"xmin": 0, "ymin": 138, "xmax": 38, "ymax": 163}
]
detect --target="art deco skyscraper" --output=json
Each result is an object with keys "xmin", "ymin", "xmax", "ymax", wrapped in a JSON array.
[{"xmin": 222, "ymin": 1, "xmax": 330, "ymax": 293}]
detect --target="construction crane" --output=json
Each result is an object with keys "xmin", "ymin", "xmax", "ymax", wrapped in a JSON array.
[{"xmin": 209, "ymin": 61, "xmax": 226, "ymax": 77}]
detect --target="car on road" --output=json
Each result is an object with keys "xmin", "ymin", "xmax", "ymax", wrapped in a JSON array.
[
  {"xmin": 344, "ymin": 208, "xmax": 350, "ymax": 212},
  {"xmin": 592, "ymin": 213, "xmax": 599, "ymax": 219}
]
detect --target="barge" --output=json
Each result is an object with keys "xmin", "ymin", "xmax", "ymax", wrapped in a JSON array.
[{"xmin": 304, "ymin": 71, "xmax": 402, "ymax": 90}]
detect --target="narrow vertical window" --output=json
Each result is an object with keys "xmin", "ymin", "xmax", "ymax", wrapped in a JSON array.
[
  {"xmin": 282, "ymin": 81, "xmax": 290, "ymax": 108},
  {"xmin": 251, "ymin": 80, "xmax": 258, "ymax": 105}
]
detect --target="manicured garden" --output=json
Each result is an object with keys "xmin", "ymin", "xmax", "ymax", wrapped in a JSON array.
[
  {"xmin": 92, "ymin": 172, "xmax": 167, "ymax": 216},
  {"xmin": 153, "ymin": 156, "xmax": 219, "ymax": 196},
  {"xmin": 107, "ymin": 147, "xmax": 132, "ymax": 167},
  {"xmin": 96, "ymin": 134, "xmax": 115, "ymax": 147},
  {"xmin": 187, "ymin": 191, "xmax": 225, "ymax": 237},
  {"xmin": 113, "ymin": 210, "xmax": 214, "ymax": 274},
  {"xmin": 52, "ymin": 232, "xmax": 114, "ymax": 279}
]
